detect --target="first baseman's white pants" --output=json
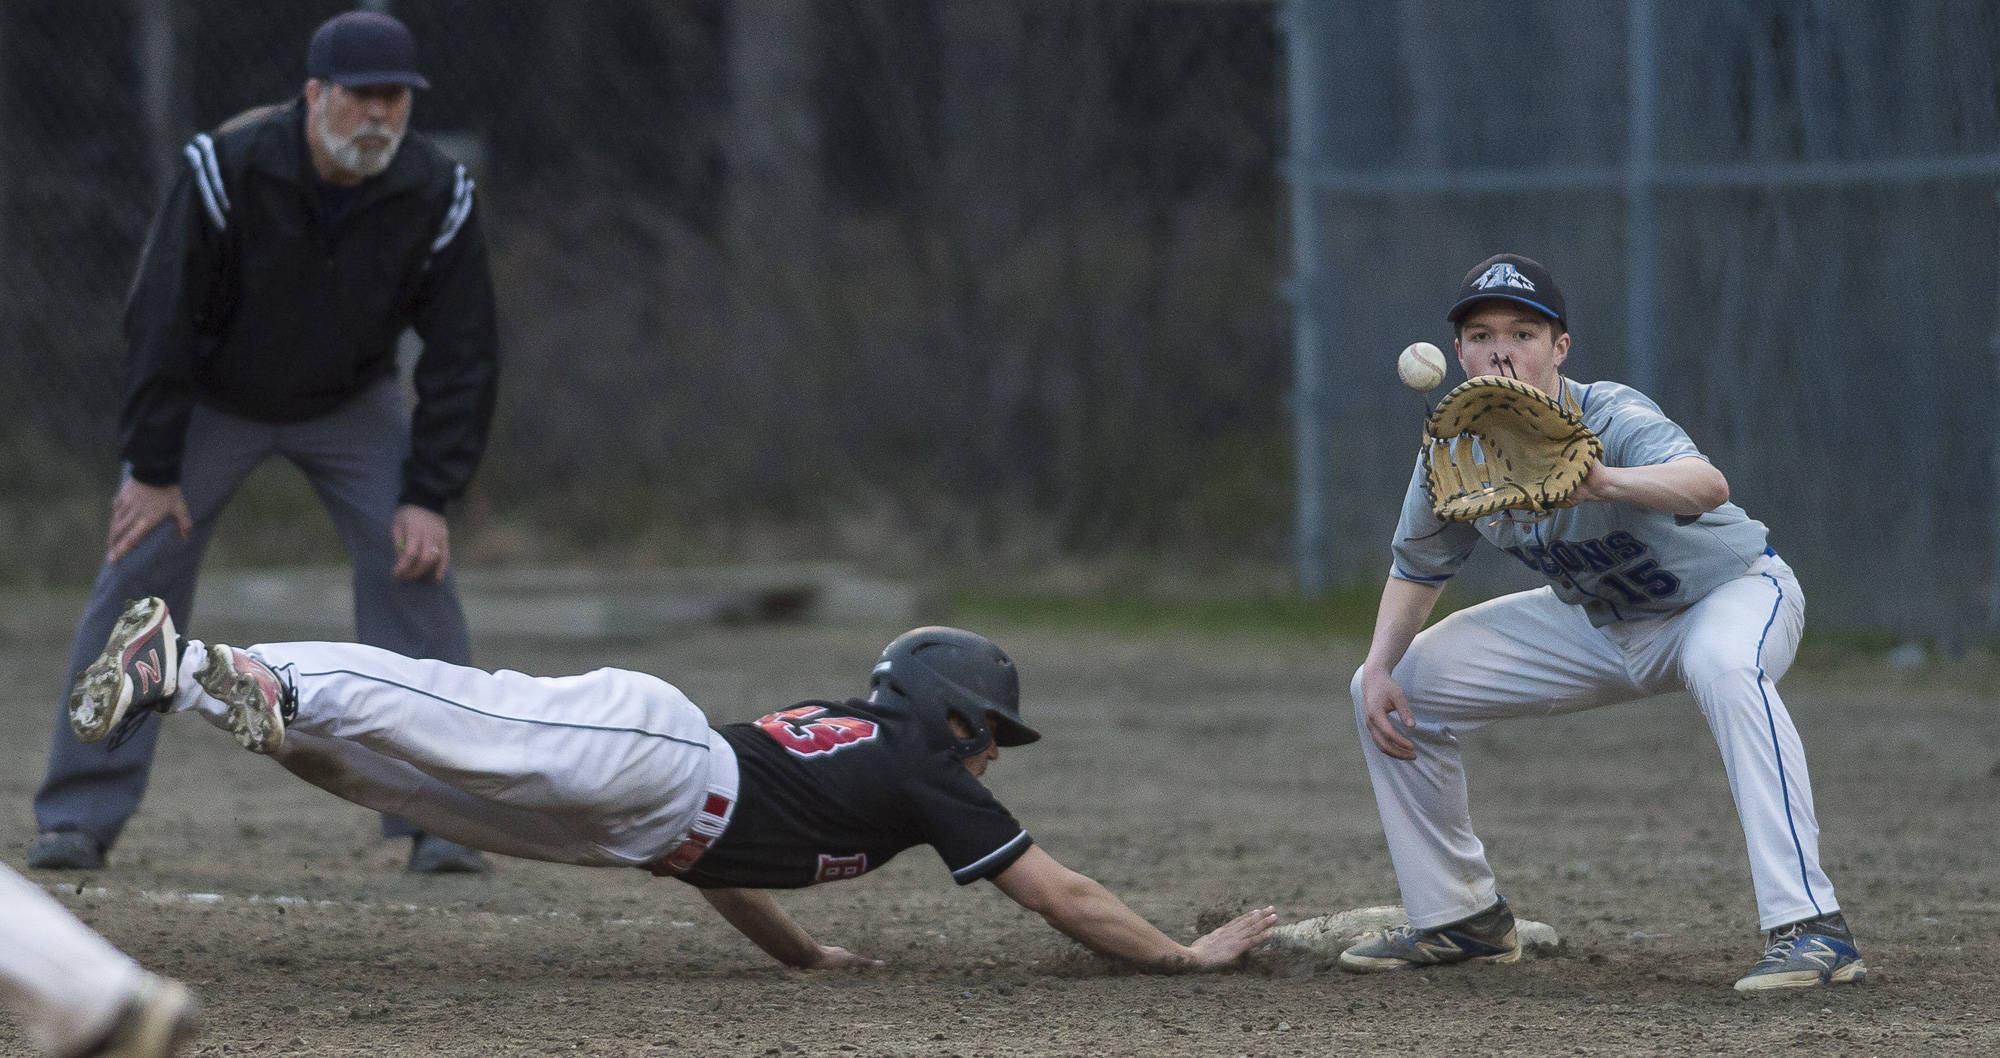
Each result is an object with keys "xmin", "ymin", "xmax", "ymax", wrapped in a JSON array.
[
  {"xmin": 0, "ymin": 862, "xmax": 148, "ymax": 1056},
  {"xmin": 1351, "ymin": 553, "xmax": 1838, "ymax": 932},
  {"xmin": 169, "ymin": 639, "xmax": 738, "ymax": 869}
]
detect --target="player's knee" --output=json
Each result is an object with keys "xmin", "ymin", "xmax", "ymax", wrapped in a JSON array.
[{"xmin": 1682, "ymin": 655, "xmax": 1765, "ymax": 706}]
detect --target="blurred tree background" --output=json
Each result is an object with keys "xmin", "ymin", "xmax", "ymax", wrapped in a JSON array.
[
  {"xmin": 0, "ymin": 0, "xmax": 1283, "ymax": 590},
  {"xmin": 6, "ymin": 1, "xmax": 2000, "ymax": 638}
]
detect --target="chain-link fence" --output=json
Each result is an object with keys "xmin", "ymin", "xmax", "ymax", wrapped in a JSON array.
[
  {"xmin": 9, "ymin": 1, "xmax": 1998, "ymax": 637},
  {"xmin": 1, "ymin": 0, "xmax": 1281, "ymax": 587},
  {"xmin": 1284, "ymin": 0, "xmax": 2000, "ymax": 636}
]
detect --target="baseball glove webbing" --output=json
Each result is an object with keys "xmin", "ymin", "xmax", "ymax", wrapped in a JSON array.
[{"xmin": 1421, "ymin": 376, "xmax": 1603, "ymax": 523}]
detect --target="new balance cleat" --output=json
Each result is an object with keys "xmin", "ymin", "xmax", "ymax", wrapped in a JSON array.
[
  {"xmin": 70, "ymin": 597, "xmax": 180, "ymax": 743},
  {"xmin": 1733, "ymin": 911, "xmax": 1866, "ymax": 991},
  {"xmin": 1339, "ymin": 898, "xmax": 1522, "ymax": 973},
  {"xmin": 193, "ymin": 644, "xmax": 294, "ymax": 754}
]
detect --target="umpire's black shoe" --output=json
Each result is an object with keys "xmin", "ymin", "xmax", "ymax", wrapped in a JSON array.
[
  {"xmin": 408, "ymin": 833, "xmax": 488, "ymax": 874},
  {"xmin": 27, "ymin": 827, "xmax": 106, "ymax": 870}
]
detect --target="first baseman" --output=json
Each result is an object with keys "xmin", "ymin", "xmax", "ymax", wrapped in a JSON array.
[
  {"xmin": 1338, "ymin": 253, "xmax": 1863, "ymax": 991},
  {"xmin": 66, "ymin": 597, "xmax": 1277, "ymax": 973},
  {"xmin": 30, "ymin": 11, "xmax": 496, "ymax": 875}
]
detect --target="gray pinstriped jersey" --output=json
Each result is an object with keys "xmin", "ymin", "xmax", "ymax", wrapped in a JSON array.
[{"xmin": 1390, "ymin": 378, "xmax": 1771, "ymax": 627}]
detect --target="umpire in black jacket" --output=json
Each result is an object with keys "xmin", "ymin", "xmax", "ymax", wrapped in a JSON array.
[{"xmin": 30, "ymin": 11, "xmax": 498, "ymax": 875}]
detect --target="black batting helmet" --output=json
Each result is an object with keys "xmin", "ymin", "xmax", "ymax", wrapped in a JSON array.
[{"xmin": 868, "ymin": 627, "xmax": 1041, "ymax": 760}]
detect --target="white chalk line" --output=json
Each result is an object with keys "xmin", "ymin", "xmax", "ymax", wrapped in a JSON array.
[{"xmin": 44, "ymin": 882, "xmax": 699, "ymax": 929}]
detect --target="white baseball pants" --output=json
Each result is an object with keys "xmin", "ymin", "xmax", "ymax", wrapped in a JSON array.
[
  {"xmin": 1351, "ymin": 553, "xmax": 1838, "ymax": 931},
  {"xmin": 171, "ymin": 639, "xmax": 738, "ymax": 869}
]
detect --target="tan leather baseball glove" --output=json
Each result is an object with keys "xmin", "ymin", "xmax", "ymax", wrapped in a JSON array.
[{"xmin": 1421, "ymin": 376, "xmax": 1603, "ymax": 523}]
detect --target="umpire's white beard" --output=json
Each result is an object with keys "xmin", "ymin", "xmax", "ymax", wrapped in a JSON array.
[{"xmin": 318, "ymin": 108, "xmax": 403, "ymax": 179}]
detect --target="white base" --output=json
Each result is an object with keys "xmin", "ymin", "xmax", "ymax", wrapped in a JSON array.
[{"xmin": 1269, "ymin": 904, "xmax": 1562, "ymax": 956}]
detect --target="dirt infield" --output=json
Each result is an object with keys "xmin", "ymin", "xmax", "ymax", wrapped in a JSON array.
[{"xmin": 4, "ymin": 614, "xmax": 1997, "ymax": 1056}]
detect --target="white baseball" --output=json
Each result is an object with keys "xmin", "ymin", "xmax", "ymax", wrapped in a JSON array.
[{"xmin": 1397, "ymin": 341, "xmax": 1447, "ymax": 392}]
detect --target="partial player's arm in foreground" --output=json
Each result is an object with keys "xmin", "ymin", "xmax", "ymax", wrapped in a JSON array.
[
  {"xmin": 992, "ymin": 846, "xmax": 1277, "ymax": 971},
  {"xmin": 0, "ymin": 862, "xmax": 200, "ymax": 1058}
]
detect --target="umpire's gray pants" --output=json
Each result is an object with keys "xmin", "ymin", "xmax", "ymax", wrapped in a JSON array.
[{"xmin": 34, "ymin": 379, "xmax": 471, "ymax": 849}]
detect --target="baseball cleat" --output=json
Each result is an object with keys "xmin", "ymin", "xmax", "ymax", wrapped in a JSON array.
[
  {"xmin": 1733, "ymin": 911, "xmax": 1866, "ymax": 991},
  {"xmin": 70, "ymin": 597, "xmax": 181, "ymax": 743},
  {"xmin": 194, "ymin": 644, "xmax": 295, "ymax": 754},
  {"xmin": 1338, "ymin": 898, "xmax": 1521, "ymax": 973},
  {"xmin": 85, "ymin": 973, "xmax": 201, "ymax": 1058}
]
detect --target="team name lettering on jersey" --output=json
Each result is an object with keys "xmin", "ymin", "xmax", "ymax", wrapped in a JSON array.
[
  {"xmin": 815, "ymin": 852, "xmax": 868, "ymax": 882},
  {"xmin": 753, "ymin": 705, "xmax": 881, "ymax": 758},
  {"xmin": 1505, "ymin": 530, "xmax": 1682, "ymax": 603}
]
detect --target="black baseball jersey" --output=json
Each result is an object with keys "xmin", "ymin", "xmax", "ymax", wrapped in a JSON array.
[{"xmin": 674, "ymin": 699, "xmax": 1033, "ymax": 890}]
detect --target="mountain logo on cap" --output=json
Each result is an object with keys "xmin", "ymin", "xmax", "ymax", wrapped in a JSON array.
[{"xmin": 1471, "ymin": 263, "xmax": 1536, "ymax": 293}]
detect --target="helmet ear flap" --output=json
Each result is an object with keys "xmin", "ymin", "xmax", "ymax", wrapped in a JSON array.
[
  {"xmin": 870, "ymin": 666, "xmax": 990, "ymax": 760},
  {"xmin": 942, "ymin": 705, "xmax": 994, "ymax": 760},
  {"xmin": 870, "ymin": 628, "xmax": 1038, "ymax": 760}
]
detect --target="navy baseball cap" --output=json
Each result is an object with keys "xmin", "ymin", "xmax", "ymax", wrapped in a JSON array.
[
  {"xmin": 306, "ymin": 11, "xmax": 430, "ymax": 90},
  {"xmin": 1446, "ymin": 253, "xmax": 1566, "ymax": 328}
]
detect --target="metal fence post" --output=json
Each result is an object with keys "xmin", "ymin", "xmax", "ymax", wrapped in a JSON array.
[
  {"xmin": 1282, "ymin": 0, "xmax": 1331, "ymax": 595},
  {"xmin": 1624, "ymin": 0, "xmax": 1659, "ymax": 393},
  {"xmin": 1991, "ymin": 186, "xmax": 2000, "ymax": 630}
]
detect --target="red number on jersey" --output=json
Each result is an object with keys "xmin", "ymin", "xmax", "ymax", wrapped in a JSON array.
[{"xmin": 754, "ymin": 706, "xmax": 880, "ymax": 758}]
